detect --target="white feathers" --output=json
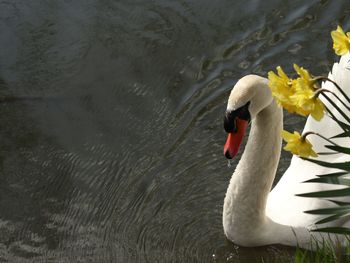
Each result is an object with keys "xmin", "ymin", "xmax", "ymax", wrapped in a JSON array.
[{"xmin": 223, "ymin": 55, "xmax": 350, "ymax": 249}]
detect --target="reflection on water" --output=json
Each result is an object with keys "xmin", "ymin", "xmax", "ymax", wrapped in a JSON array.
[{"xmin": 1, "ymin": 0, "xmax": 350, "ymax": 262}]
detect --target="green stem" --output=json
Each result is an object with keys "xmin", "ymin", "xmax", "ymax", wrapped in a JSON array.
[
  {"xmin": 302, "ymin": 131, "xmax": 340, "ymax": 147},
  {"xmin": 315, "ymin": 88, "xmax": 350, "ymax": 112},
  {"xmin": 314, "ymin": 76, "xmax": 350, "ymax": 104},
  {"xmin": 324, "ymin": 104, "xmax": 349, "ymax": 133},
  {"xmin": 322, "ymin": 93, "xmax": 350, "ymax": 124},
  {"xmin": 317, "ymin": 152, "xmax": 340, "ymax": 155}
]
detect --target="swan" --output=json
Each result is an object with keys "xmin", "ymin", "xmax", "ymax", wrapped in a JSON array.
[{"xmin": 222, "ymin": 53, "xmax": 350, "ymax": 249}]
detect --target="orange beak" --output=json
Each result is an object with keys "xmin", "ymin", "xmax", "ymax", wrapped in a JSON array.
[{"xmin": 224, "ymin": 119, "xmax": 248, "ymax": 159}]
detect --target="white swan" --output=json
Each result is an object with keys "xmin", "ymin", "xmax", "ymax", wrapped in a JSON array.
[{"xmin": 222, "ymin": 53, "xmax": 350, "ymax": 249}]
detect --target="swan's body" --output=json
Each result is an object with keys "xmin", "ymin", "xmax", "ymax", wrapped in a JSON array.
[{"xmin": 223, "ymin": 54, "xmax": 350, "ymax": 249}]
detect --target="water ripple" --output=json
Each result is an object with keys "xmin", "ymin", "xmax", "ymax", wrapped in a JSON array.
[{"xmin": 1, "ymin": 0, "xmax": 350, "ymax": 262}]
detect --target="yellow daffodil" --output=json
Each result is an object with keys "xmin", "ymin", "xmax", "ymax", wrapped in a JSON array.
[
  {"xmin": 291, "ymin": 64, "xmax": 325, "ymax": 121},
  {"xmin": 310, "ymin": 99, "xmax": 326, "ymax": 120},
  {"xmin": 291, "ymin": 89, "xmax": 325, "ymax": 121},
  {"xmin": 331, "ymin": 25, "xmax": 350, "ymax": 56},
  {"xmin": 292, "ymin": 82, "xmax": 314, "ymax": 108},
  {"xmin": 291, "ymin": 87, "xmax": 325, "ymax": 120},
  {"xmin": 281, "ymin": 130, "xmax": 318, "ymax": 158},
  {"xmin": 268, "ymin": 65, "xmax": 325, "ymax": 121},
  {"xmin": 293, "ymin": 64, "xmax": 316, "ymax": 89},
  {"xmin": 268, "ymin": 66, "xmax": 298, "ymax": 113}
]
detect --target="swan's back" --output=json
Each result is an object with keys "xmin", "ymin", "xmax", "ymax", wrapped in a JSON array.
[
  {"xmin": 267, "ymin": 53, "xmax": 350, "ymax": 227},
  {"xmin": 304, "ymin": 53, "xmax": 350, "ymax": 152}
]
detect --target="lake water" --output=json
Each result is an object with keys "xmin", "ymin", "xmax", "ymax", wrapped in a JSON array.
[{"xmin": 1, "ymin": 0, "xmax": 350, "ymax": 262}]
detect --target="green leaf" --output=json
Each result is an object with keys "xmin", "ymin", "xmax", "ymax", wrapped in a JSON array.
[
  {"xmin": 301, "ymin": 158, "xmax": 350, "ymax": 172},
  {"xmin": 329, "ymin": 114, "xmax": 350, "ymax": 133},
  {"xmin": 331, "ymin": 130, "xmax": 350, "ymax": 139},
  {"xmin": 315, "ymin": 212, "xmax": 350, "ymax": 224},
  {"xmin": 334, "ymin": 119, "xmax": 350, "ymax": 130},
  {"xmin": 325, "ymin": 145, "xmax": 350, "ymax": 155},
  {"xmin": 296, "ymin": 187, "xmax": 350, "ymax": 198},
  {"xmin": 310, "ymin": 227, "xmax": 350, "ymax": 235},
  {"xmin": 304, "ymin": 205, "xmax": 350, "ymax": 215},
  {"xmin": 304, "ymin": 176, "xmax": 350, "ymax": 186},
  {"xmin": 317, "ymin": 171, "xmax": 348, "ymax": 177},
  {"xmin": 325, "ymin": 98, "xmax": 350, "ymax": 126},
  {"xmin": 327, "ymin": 199, "xmax": 350, "ymax": 206}
]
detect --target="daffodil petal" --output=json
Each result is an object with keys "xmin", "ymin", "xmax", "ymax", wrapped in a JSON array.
[{"xmin": 331, "ymin": 25, "xmax": 350, "ymax": 56}]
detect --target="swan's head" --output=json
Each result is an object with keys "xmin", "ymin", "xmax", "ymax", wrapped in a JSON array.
[{"xmin": 224, "ymin": 75, "xmax": 272, "ymax": 159}]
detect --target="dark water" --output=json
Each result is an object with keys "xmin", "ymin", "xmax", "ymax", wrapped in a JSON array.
[{"xmin": 1, "ymin": 0, "xmax": 350, "ymax": 262}]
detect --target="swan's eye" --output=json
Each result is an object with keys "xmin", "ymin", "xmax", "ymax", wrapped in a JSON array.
[
  {"xmin": 237, "ymin": 101, "xmax": 251, "ymax": 121},
  {"xmin": 224, "ymin": 102, "xmax": 251, "ymax": 133}
]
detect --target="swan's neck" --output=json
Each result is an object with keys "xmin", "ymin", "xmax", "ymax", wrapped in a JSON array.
[{"xmin": 223, "ymin": 100, "xmax": 283, "ymax": 241}]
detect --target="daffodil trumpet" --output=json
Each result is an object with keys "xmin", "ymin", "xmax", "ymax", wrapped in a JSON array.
[{"xmin": 281, "ymin": 130, "xmax": 318, "ymax": 158}]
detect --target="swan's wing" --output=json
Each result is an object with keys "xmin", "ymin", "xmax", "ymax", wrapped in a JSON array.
[
  {"xmin": 267, "ymin": 54, "xmax": 350, "ymax": 227},
  {"xmin": 303, "ymin": 53, "xmax": 350, "ymax": 153}
]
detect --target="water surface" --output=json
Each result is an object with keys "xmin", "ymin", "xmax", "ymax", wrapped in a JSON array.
[{"xmin": 1, "ymin": 0, "xmax": 350, "ymax": 262}]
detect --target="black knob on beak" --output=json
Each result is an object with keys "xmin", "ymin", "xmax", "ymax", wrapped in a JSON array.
[{"xmin": 224, "ymin": 111, "xmax": 237, "ymax": 133}]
